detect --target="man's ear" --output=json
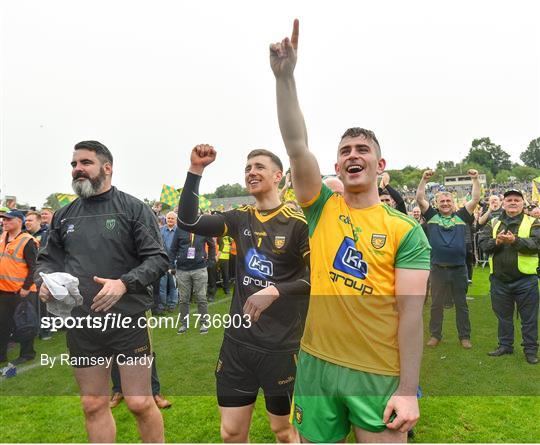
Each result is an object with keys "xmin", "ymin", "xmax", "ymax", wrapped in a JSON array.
[{"xmin": 377, "ymin": 158, "xmax": 386, "ymax": 175}]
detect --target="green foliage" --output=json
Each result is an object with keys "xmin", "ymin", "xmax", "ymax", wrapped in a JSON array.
[
  {"xmin": 436, "ymin": 160, "xmax": 456, "ymax": 170},
  {"xmin": 463, "ymin": 137, "xmax": 512, "ymax": 175},
  {"xmin": 423, "ymin": 160, "xmax": 493, "ymax": 186},
  {"xmin": 206, "ymin": 183, "xmax": 249, "ymax": 198},
  {"xmin": 43, "ymin": 193, "xmax": 62, "ymax": 211},
  {"xmin": 386, "ymin": 166, "xmax": 425, "ymax": 189},
  {"xmin": 511, "ymin": 165, "xmax": 540, "ymax": 181},
  {"xmin": 519, "ymin": 137, "xmax": 540, "ymax": 169},
  {"xmin": 494, "ymin": 170, "xmax": 511, "ymax": 184}
]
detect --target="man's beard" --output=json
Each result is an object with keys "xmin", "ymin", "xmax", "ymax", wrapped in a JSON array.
[{"xmin": 72, "ymin": 168, "xmax": 106, "ymax": 198}]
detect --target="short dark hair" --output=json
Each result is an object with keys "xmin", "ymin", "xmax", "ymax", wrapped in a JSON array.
[
  {"xmin": 340, "ymin": 127, "xmax": 381, "ymax": 157},
  {"xmin": 74, "ymin": 140, "xmax": 113, "ymax": 165},
  {"xmin": 247, "ymin": 149, "xmax": 283, "ymax": 172}
]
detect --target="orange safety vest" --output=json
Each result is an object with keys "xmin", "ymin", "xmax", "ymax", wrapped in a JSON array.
[
  {"xmin": 230, "ymin": 240, "xmax": 237, "ymax": 256},
  {"xmin": 205, "ymin": 237, "xmax": 219, "ymax": 258},
  {"xmin": 0, "ymin": 232, "xmax": 38, "ymax": 293}
]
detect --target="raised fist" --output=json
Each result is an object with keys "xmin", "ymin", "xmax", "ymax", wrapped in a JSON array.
[
  {"xmin": 468, "ymin": 169, "xmax": 479, "ymax": 178},
  {"xmin": 190, "ymin": 144, "xmax": 217, "ymax": 173},
  {"xmin": 422, "ymin": 170, "xmax": 434, "ymax": 180}
]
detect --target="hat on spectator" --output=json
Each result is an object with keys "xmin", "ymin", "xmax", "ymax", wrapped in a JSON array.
[
  {"xmin": 0, "ymin": 209, "xmax": 25, "ymax": 223},
  {"xmin": 503, "ymin": 189, "xmax": 524, "ymax": 199}
]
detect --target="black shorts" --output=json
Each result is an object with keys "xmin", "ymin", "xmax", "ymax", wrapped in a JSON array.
[
  {"xmin": 215, "ymin": 337, "xmax": 298, "ymax": 415},
  {"xmin": 66, "ymin": 311, "xmax": 152, "ymax": 368}
]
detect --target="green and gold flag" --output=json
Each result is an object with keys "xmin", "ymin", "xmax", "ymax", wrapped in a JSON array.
[
  {"xmin": 532, "ymin": 176, "xmax": 540, "ymax": 204},
  {"xmin": 199, "ymin": 196, "xmax": 212, "ymax": 211},
  {"xmin": 284, "ymin": 188, "xmax": 297, "ymax": 203},
  {"xmin": 160, "ymin": 185, "xmax": 181, "ymax": 208},
  {"xmin": 56, "ymin": 193, "xmax": 77, "ymax": 207}
]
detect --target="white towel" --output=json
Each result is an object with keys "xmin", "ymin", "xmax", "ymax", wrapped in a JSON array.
[{"xmin": 39, "ymin": 272, "xmax": 83, "ymax": 319}]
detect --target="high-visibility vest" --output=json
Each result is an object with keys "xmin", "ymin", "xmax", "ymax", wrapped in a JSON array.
[
  {"xmin": 0, "ymin": 232, "xmax": 38, "ymax": 293},
  {"xmin": 230, "ymin": 239, "xmax": 237, "ymax": 256},
  {"xmin": 219, "ymin": 236, "xmax": 232, "ymax": 260},
  {"xmin": 205, "ymin": 237, "xmax": 219, "ymax": 258},
  {"xmin": 489, "ymin": 214, "xmax": 539, "ymax": 275}
]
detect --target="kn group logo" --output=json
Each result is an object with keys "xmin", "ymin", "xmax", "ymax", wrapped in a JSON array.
[
  {"xmin": 245, "ymin": 248, "xmax": 274, "ymax": 279},
  {"xmin": 333, "ymin": 237, "xmax": 368, "ymax": 279}
]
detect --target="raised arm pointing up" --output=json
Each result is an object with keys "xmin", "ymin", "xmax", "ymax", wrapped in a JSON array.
[{"xmin": 271, "ymin": 19, "xmax": 321, "ymax": 204}]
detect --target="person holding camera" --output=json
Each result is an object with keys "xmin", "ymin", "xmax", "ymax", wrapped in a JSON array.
[{"xmin": 478, "ymin": 190, "xmax": 539, "ymax": 365}]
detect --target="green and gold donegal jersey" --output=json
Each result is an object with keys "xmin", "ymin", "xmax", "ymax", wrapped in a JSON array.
[{"xmin": 301, "ymin": 184, "xmax": 431, "ymax": 376}]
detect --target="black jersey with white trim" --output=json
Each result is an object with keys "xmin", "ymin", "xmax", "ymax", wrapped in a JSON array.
[{"xmin": 222, "ymin": 204, "xmax": 310, "ymax": 353}]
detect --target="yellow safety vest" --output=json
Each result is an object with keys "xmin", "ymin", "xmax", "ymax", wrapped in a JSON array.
[
  {"xmin": 219, "ymin": 236, "xmax": 232, "ymax": 260},
  {"xmin": 489, "ymin": 214, "xmax": 539, "ymax": 275}
]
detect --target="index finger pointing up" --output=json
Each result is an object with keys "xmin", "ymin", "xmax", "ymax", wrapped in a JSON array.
[{"xmin": 291, "ymin": 19, "xmax": 299, "ymax": 50}]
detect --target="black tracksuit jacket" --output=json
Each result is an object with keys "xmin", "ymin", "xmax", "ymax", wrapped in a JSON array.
[{"xmin": 35, "ymin": 187, "xmax": 169, "ymax": 314}]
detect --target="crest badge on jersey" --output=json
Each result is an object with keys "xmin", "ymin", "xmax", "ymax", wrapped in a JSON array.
[
  {"xmin": 274, "ymin": 236, "xmax": 286, "ymax": 249},
  {"xmin": 294, "ymin": 404, "xmax": 303, "ymax": 424},
  {"xmin": 371, "ymin": 234, "xmax": 387, "ymax": 249}
]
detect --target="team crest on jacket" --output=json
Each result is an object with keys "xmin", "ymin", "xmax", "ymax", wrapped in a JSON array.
[
  {"xmin": 274, "ymin": 236, "xmax": 286, "ymax": 249},
  {"xmin": 371, "ymin": 234, "xmax": 387, "ymax": 249},
  {"xmin": 105, "ymin": 219, "xmax": 116, "ymax": 230}
]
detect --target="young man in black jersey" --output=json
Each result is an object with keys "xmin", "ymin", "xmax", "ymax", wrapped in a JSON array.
[{"xmin": 177, "ymin": 144, "xmax": 310, "ymax": 443}]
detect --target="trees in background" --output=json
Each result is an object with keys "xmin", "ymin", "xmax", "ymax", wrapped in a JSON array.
[{"xmin": 520, "ymin": 137, "xmax": 540, "ymax": 169}]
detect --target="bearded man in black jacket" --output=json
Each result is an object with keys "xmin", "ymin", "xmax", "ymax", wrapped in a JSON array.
[{"xmin": 36, "ymin": 140, "xmax": 169, "ymax": 443}]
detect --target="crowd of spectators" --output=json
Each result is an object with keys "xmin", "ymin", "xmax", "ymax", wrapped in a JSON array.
[{"xmin": 1, "ymin": 174, "xmax": 538, "ymax": 372}]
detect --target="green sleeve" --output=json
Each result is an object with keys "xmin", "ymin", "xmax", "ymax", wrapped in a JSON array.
[
  {"xmin": 301, "ymin": 184, "xmax": 334, "ymax": 237},
  {"xmin": 395, "ymin": 224, "xmax": 432, "ymax": 270}
]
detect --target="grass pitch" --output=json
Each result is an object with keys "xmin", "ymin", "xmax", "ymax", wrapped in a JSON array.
[{"xmin": 0, "ymin": 267, "xmax": 538, "ymax": 442}]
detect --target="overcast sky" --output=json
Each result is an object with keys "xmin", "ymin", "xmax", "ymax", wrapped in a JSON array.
[{"xmin": 1, "ymin": 0, "xmax": 539, "ymax": 207}]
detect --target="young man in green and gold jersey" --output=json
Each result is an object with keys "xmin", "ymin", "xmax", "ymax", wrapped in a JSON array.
[{"xmin": 270, "ymin": 20, "xmax": 431, "ymax": 442}]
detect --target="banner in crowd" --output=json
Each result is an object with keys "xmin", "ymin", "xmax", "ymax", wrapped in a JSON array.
[
  {"xmin": 160, "ymin": 185, "xmax": 181, "ymax": 208},
  {"xmin": 533, "ymin": 176, "xmax": 540, "ymax": 203},
  {"xmin": 56, "ymin": 193, "xmax": 77, "ymax": 207},
  {"xmin": 284, "ymin": 188, "xmax": 297, "ymax": 203},
  {"xmin": 199, "ymin": 196, "xmax": 212, "ymax": 211}
]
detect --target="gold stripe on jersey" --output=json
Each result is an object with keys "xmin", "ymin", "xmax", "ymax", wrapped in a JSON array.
[
  {"xmin": 281, "ymin": 207, "xmax": 307, "ymax": 223},
  {"xmin": 281, "ymin": 206, "xmax": 305, "ymax": 217},
  {"xmin": 253, "ymin": 206, "xmax": 285, "ymax": 223}
]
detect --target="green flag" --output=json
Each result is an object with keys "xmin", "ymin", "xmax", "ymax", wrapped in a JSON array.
[{"xmin": 160, "ymin": 185, "xmax": 181, "ymax": 208}]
